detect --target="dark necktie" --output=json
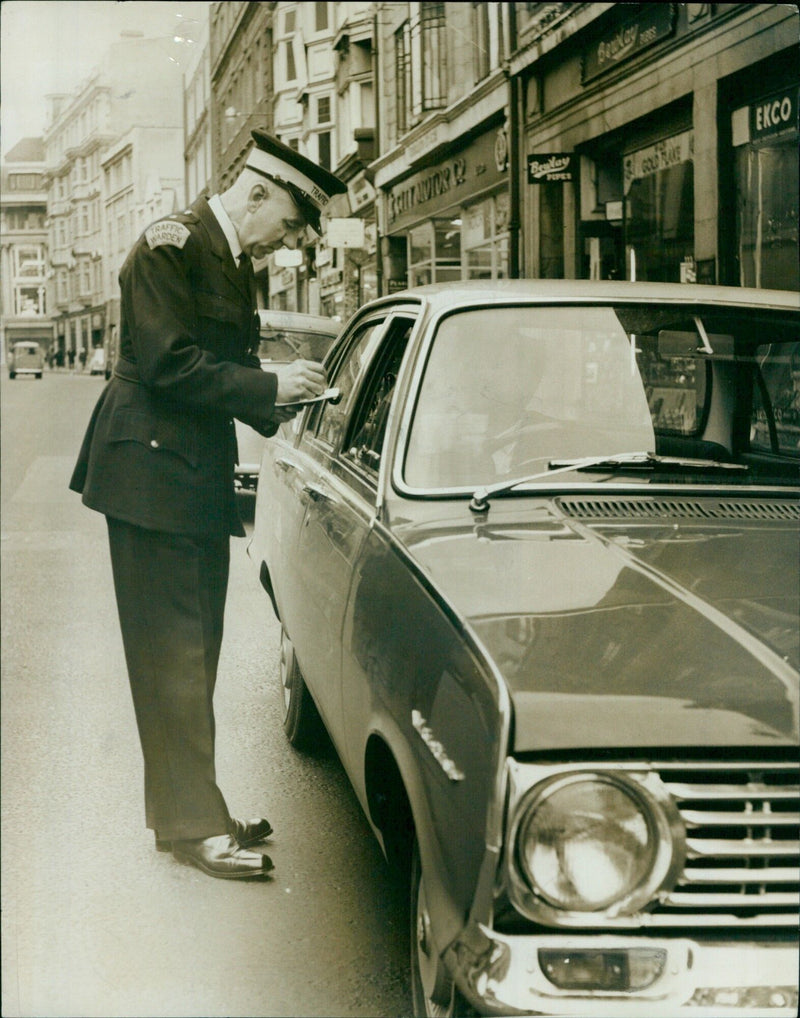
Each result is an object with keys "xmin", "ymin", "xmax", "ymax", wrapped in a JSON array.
[{"xmin": 237, "ymin": 252, "xmax": 256, "ymax": 307}]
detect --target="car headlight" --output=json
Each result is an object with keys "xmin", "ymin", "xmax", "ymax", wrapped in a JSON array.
[{"xmin": 513, "ymin": 772, "xmax": 681, "ymax": 918}]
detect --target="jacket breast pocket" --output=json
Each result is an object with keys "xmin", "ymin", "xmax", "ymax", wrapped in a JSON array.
[
  {"xmin": 195, "ymin": 291, "xmax": 245, "ymax": 325},
  {"xmin": 108, "ymin": 408, "xmax": 199, "ymax": 469}
]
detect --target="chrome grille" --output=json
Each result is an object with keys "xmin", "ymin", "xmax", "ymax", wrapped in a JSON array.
[{"xmin": 654, "ymin": 761, "xmax": 800, "ymax": 928}]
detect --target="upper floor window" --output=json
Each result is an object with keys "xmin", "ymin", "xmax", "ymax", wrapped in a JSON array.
[
  {"xmin": 395, "ymin": 3, "xmax": 446, "ymax": 135},
  {"xmin": 318, "ymin": 130, "xmax": 332, "ymax": 171},
  {"xmin": 317, "ymin": 94, "xmax": 331, "ymax": 125},
  {"xmin": 14, "ymin": 246, "xmax": 45, "ymax": 277},
  {"xmin": 7, "ymin": 173, "xmax": 42, "ymax": 190},
  {"xmin": 284, "ymin": 8, "xmax": 296, "ymax": 34},
  {"xmin": 314, "ymin": 2, "xmax": 328, "ymax": 32},
  {"xmin": 285, "ymin": 39, "xmax": 297, "ymax": 81},
  {"xmin": 472, "ymin": 2, "xmax": 490, "ymax": 80}
]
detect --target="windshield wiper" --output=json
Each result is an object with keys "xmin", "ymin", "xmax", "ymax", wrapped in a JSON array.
[{"xmin": 469, "ymin": 451, "xmax": 747, "ymax": 513}]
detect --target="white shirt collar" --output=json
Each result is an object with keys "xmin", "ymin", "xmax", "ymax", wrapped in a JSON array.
[{"xmin": 208, "ymin": 194, "xmax": 243, "ymax": 262}]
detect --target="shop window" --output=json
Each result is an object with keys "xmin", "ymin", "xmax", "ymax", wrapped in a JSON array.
[
  {"xmin": 408, "ymin": 219, "xmax": 461, "ymax": 286},
  {"xmin": 735, "ymin": 141, "xmax": 799, "ymax": 291},
  {"xmin": 463, "ymin": 193, "xmax": 509, "ymax": 280},
  {"xmin": 540, "ymin": 184, "xmax": 564, "ymax": 279},
  {"xmin": 624, "ymin": 130, "xmax": 694, "ymax": 283}
]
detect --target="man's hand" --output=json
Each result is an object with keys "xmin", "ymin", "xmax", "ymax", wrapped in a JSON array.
[{"xmin": 272, "ymin": 359, "xmax": 327, "ymax": 404}]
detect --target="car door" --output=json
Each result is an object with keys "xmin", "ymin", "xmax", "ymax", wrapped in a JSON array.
[{"xmin": 287, "ymin": 313, "xmax": 417, "ymax": 752}]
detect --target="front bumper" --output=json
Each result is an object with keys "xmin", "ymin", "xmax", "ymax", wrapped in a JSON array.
[{"xmin": 448, "ymin": 926, "xmax": 799, "ymax": 1016}]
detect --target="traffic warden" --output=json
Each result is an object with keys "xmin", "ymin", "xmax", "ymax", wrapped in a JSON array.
[{"xmin": 70, "ymin": 131, "xmax": 347, "ymax": 879}]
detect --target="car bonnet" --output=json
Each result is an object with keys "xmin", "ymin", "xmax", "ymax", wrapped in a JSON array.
[{"xmin": 401, "ymin": 500, "xmax": 799, "ymax": 752}]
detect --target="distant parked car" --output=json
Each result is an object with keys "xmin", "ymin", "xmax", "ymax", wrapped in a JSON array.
[
  {"xmin": 234, "ymin": 309, "xmax": 339, "ymax": 491},
  {"xmin": 8, "ymin": 341, "xmax": 44, "ymax": 379},
  {"xmin": 249, "ymin": 280, "xmax": 799, "ymax": 1017},
  {"xmin": 88, "ymin": 347, "xmax": 106, "ymax": 375}
]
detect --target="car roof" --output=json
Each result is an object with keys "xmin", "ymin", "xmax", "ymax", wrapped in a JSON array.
[
  {"xmin": 258, "ymin": 309, "xmax": 339, "ymax": 334},
  {"xmin": 12, "ymin": 341, "xmax": 40, "ymax": 348},
  {"xmin": 362, "ymin": 279, "xmax": 800, "ymax": 314}
]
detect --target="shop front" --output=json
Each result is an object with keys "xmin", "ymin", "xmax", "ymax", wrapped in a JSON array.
[
  {"xmin": 379, "ymin": 120, "xmax": 509, "ymax": 290},
  {"xmin": 515, "ymin": 3, "xmax": 798, "ymax": 290},
  {"xmin": 719, "ymin": 48, "xmax": 799, "ymax": 291}
]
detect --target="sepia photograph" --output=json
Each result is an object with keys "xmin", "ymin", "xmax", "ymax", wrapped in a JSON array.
[{"xmin": 1, "ymin": 3, "xmax": 798, "ymax": 1016}]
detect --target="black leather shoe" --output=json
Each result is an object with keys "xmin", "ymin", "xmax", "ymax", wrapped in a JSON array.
[
  {"xmin": 228, "ymin": 816, "xmax": 274, "ymax": 848},
  {"xmin": 155, "ymin": 816, "xmax": 273, "ymax": 853},
  {"xmin": 171, "ymin": 834, "xmax": 274, "ymax": 879}
]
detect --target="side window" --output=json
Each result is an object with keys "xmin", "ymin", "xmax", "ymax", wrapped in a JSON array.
[
  {"xmin": 751, "ymin": 341, "xmax": 800, "ymax": 456},
  {"xmin": 309, "ymin": 319, "xmax": 385, "ymax": 449},
  {"xmin": 345, "ymin": 317, "xmax": 415, "ymax": 477}
]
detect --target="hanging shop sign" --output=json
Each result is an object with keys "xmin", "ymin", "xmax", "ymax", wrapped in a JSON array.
[
  {"xmin": 527, "ymin": 153, "xmax": 574, "ymax": 183},
  {"xmin": 582, "ymin": 4, "xmax": 675, "ymax": 83},
  {"xmin": 385, "ymin": 125, "xmax": 507, "ymax": 232}
]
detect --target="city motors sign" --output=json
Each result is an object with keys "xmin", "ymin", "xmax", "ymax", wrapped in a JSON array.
[{"xmin": 385, "ymin": 126, "xmax": 507, "ymax": 231}]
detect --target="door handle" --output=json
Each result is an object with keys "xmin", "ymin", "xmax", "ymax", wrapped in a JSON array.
[{"xmin": 302, "ymin": 482, "xmax": 334, "ymax": 503}]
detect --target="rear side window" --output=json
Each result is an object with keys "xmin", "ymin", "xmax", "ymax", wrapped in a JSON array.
[{"xmin": 751, "ymin": 341, "xmax": 800, "ymax": 456}]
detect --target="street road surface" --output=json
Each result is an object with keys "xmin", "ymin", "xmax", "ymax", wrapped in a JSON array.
[{"xmin": 1, "ymin": 368, "xmax": 411, "ymax": 1017}]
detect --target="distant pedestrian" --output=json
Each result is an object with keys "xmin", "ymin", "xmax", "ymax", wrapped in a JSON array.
[
  {"xmin": 79, "ymin": 348, "xmax": 87, "ymax": 371},
  {"xmin": 67, "ymin": 348, "xmax": 75, "ymax": 370}
]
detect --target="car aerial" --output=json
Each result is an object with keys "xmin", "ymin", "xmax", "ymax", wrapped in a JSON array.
[
  {"xmin": 8, "ymin": 340, "xmax": 44, "ymax": 379},
  {"xmin": 234, "ymin": 309, "xmax": 339, "ymax": 491},
  {"xmin": 248, "ymin": 279, "xmax": 799, "ymax": 1017}
]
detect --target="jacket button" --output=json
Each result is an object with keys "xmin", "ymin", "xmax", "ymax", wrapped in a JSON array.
[{"xmin": 150, "ymin": 439, "xmax": 160, "ymax": 448}]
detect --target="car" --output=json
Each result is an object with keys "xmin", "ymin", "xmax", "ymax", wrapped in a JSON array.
[
  {"xmin": 8, "ymin": 340, "xmax": 44, "ymax": 379},
  {"xmin": 248, "ymin": 280, "xmax": 799, "ymax": 1017},
  {"xmin": 234, "ymin": 309, "xmax": 339, "ymax": 491},
  {"xmin": 88, "ymin": 347, "xmax": 106, "ymax": 375}
]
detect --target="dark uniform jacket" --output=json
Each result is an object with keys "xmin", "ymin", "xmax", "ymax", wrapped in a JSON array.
[{"xmin": 71, "ymin": 197, "xmax": 280, "ymax": 537}]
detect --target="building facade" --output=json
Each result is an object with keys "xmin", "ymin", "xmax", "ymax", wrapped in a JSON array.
[
  {"xmin": 0, "ymin": 138, "xmax": 52, "ymax": 365},
  {"xmin": 372, "ymin": 2, "xmax": 514, "ymax": 292},
  {"xmin": 101, "ymin": 126, "xmax": 187, "ymax": 369},
  {"xmin": 510, "ymin": 2, "xmax": 798, "ymax": 288},
  {"xmin": 42, "ymin": 37, "xmax": 186, "ymax": 365},
  {"xmin": 185, "ymin": 18, "xmax": 213, "ymax": 205}
]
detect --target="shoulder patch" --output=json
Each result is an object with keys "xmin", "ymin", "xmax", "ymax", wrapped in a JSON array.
[{"xmin": 145, "ymin": 221, "xmax": 191, "ymax": 250}]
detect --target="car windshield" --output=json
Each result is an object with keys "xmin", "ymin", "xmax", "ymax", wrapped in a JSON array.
[{"xmin": 403, "ymin": 303, "xmax": 799, "ymax": 491}]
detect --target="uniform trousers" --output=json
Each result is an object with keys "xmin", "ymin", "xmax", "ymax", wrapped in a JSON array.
[{"xmin": 106, "ymin": 517, "xmax": 232, "ymax": 841}]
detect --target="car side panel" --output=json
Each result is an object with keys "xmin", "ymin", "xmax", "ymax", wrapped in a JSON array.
[
  {"xmin": 251, "ymin": 423, "xmax": 313, "ymax": 622},
  {"xmin": 342, "ymin": 523, "xmax": 507, "ymax": 949}
]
